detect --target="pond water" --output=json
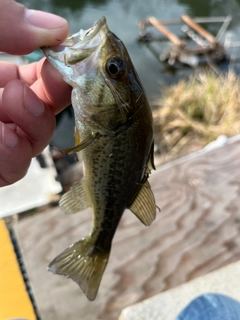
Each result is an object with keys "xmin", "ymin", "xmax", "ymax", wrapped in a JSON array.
[{"xmin": 18, "ymin": 0, "xmax": 240, "ymax": 100}]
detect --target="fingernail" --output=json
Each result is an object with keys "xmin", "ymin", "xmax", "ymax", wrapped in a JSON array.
[
  {"xmin": 25, "ymin": 9, "xmax": 67, "ymax": 29},
  {"xmin": 23, "ymin": 85, "xmax": 45, "ymax": 116},
  {"xmin": 1, "ymin": 123, "xmax": 19, "ymax": 148}
]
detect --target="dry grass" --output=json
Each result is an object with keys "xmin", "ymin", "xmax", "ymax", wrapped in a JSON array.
[{"xmin": 153, "ymin": 71, "xmax": 240, "ymax": 164}]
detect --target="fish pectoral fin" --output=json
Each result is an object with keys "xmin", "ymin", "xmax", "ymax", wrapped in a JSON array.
[
  {"xmin": 48, "ymin": 237, "xmax": 110, "ymax": 301},
  {"xmin": 74, "ymin": 127, "xmax": 81, "ymax": 145},
  {"xmin": 52, "ymin": 132, "xmax": 102, "ymax": 155},
  {"xmin": 129, "ymin": 180, "xmax": 156, "ymax": 226},
  {"xmin": 60, "ymin": 179, "xmax": 89, "ymax": 214}
]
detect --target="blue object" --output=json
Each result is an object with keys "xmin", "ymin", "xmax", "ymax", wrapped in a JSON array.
[{"xmin": 176, "ymin": 293, "xmax": 240, "ymax": 320}]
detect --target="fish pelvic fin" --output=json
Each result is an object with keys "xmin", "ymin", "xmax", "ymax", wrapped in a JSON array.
[
  {"xmin": 48, "ymin": 237, "xmax": 110, "ymax": 301},
  {"xmin": 60, "ymin": 179, "xmax": 90, "ymax": 214},
  {"xmin": 129, "ymin": 180, "xmax": 156, "ymax": 226}
]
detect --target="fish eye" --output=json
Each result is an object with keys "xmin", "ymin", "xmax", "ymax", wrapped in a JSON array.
[{"xmin": 106, "ymin": 57, "xmax": 125, "ymax": 79}]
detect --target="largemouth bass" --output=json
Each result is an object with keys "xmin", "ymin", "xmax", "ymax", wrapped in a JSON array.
[{"xmin": 42, "ymin": 16, "xmax": 156, "ymax": 301}]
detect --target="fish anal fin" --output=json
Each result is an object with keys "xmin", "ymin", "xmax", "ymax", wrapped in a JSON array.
[
  {"xmin": 48, "ymin": 237, "xmax": 110, "ymax": 301},
  {"xmin": 60, "ymin": 179, "xmax": 89, "ymax": 214},
  {"xmin": 129, "ymin": 180, "xmax": 156, "ymax": 226}
]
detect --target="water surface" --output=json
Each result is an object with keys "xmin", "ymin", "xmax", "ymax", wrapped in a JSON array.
[{"xmin": 18, "ymin": 0, "xmax": 240, "ymax": 99}]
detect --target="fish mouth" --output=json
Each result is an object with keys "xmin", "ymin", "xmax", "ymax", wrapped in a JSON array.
[{"xmin": 42, "ymin": 16, "xmax": 107, "ymax": 68}]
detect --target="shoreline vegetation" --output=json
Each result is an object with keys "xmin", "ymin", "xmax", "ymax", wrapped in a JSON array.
[{"xmin": 153, "ymin": 71, "xmax": 240, "ymax": 165}]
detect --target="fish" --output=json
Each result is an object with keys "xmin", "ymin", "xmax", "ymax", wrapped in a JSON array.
[{"xmin": 42, "ymin": 16, "xmax": 156, "ymax": 301}]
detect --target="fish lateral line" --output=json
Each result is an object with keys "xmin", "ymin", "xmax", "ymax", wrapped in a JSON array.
[{"xmin": 50, "ymin": 132, "xmax": 102, "ymax": 155}]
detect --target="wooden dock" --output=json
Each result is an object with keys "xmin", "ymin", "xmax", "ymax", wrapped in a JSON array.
[{"xmin": 12, "ymin": 135, "xmax": 240, "ymax": 320}]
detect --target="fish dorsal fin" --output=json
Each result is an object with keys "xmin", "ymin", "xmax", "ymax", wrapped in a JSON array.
[
  {"xmin": 129, "ymin": 180, "xmax": 156, "ymax": 226},
  {"xmin": 145, "ymin": 142, "xmax": 156, "ymax": 178},
  {"xmin": 148, "ymin": 141, "xmax": 156, "ymax": 171},
  {"xmin": 60, "ymin": 179, "xmax": 90, "ymax": 214}
]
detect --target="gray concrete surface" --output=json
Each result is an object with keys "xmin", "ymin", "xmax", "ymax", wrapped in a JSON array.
[{"xmin": 119, "ymin": 260, "xmax": 240, "ymax": 320}]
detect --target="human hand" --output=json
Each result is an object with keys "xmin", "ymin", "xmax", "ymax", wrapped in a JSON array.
[{"xmin": 0, "ymin": 0, "xmax": 72, "ymax": 187}]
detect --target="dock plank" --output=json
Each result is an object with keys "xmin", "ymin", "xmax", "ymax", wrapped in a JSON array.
[{"xmin": 14, "ymin": 137, "xmax": 240, "ymax": 320}]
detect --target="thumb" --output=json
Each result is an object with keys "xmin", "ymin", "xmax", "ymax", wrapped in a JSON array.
[{"xmin": 0, "ymin": 0, "xmax": 69, "ymax": 55}]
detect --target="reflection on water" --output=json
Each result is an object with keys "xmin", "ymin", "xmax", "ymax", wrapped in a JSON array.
[
  {"xmin": 179, "ymin": 0, "xmax": 240, "ymax": 17},
  {"xmin": 178, "ymin": 0, "xmax": 218, "ymax": 17},
  {"xmin": 51, "ymin": 0, "xmax": 110, "ymax": 11},
  {"xmin": 178, "ymin": 0, "xmax": 240, "ymax": 29},
  {"xmin": 18, "ymin": 0, "xmax": 240, "ymax": 98}
]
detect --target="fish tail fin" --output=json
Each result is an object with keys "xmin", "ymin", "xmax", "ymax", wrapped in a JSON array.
[{"xmin": 48, "ymin": 237, "xmax": 110, "ymax": 301}]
